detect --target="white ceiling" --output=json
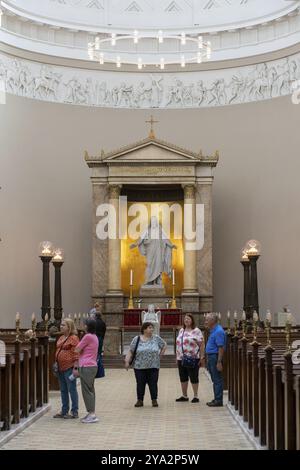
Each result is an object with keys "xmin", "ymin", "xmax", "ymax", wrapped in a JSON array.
[{"xmin": 3, "ymin": 0, "xmax": 300, "ymax": 32}]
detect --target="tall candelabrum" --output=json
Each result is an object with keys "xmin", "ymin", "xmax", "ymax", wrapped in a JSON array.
[
  {"xmin": 240, "ymin": 249, "xmax": 251, "ymax": 319},
  {"xmin": 241, "ymin": 240, "xmax": 261, "ymax": 319},
  {"xmin": 52, "ymin": 248, "xmax": 64, "ymax": 325},
  {"xmin": 39, "ymin": 241, "xmax": 54, "ymax": 322}
]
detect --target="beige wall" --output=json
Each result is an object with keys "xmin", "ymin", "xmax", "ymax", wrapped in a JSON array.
[{"xmin": 0, "ymin": 93, "xmax": 299, "ymax": 327}]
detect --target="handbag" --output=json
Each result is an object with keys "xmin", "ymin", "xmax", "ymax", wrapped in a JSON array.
[
  {"xmin": 181, "ymin": 331, "xmax": 200, "ymax": 369},
  {"xmin": 129, "ymin": 336, "xmax": 141, "ymax": 367},
  {"xmin": 95, "ymin": 354, "xmax": 105, "ymax": 379},
  {"xmin": 52, "ymin": 336, "xmax": 69, "ymax": 377}
]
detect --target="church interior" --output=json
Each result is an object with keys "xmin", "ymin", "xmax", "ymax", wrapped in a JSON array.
[{"xmin": 0, "ymin": 0, "xmax": 300, "ymax": 453}]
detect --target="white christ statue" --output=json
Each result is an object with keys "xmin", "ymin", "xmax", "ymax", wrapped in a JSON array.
[{"xmin": 130, "ymin": 216, "xmax": 177, "ymax": 288}]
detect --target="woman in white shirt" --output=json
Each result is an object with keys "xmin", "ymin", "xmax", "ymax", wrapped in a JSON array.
[{"xmin": 175, "ymin": 314, "xmax": 205, "ymax": 403}]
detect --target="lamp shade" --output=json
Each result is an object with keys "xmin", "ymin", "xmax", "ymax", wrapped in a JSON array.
[
  {"xmin": 240, "ymin": 248, "xmax": 249, "ymax": 262},
  {"xmin": 39, "ymin": 241, "xmax": 54, "ymax": 257},
  {"xmin": 52, "ymin": 247, "xmax": 65, "ymax": 263},
  {"xmin": 245, "ymin": 239, "xmax": 261, "ymax": 256}
]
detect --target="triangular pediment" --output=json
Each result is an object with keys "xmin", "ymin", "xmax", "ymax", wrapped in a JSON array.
[{"xmin": 102, "ymin": 137, "xmax": 200, "ymax": 163}]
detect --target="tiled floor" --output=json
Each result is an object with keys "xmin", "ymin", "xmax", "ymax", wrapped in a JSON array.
[{"xmin": 2, "ymin": 369, "xmax": 253, "ymax": 450}]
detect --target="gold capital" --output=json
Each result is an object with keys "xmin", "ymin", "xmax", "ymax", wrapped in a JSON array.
[
  {"xmin": 109, "ymin": 185, "xmax": 121, "ymax": 199},
  {"xmin": 183, "ymin": 185, "xmax": 195, "ymax": 200}
]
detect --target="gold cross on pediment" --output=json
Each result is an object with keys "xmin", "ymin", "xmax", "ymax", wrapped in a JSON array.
[{"xmin": 145, "ymin": 115, "xmax": 159, "ymax": 139}]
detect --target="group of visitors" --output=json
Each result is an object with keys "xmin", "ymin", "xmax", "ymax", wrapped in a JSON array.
[
  {"xmin": 125, "ymin": 312, "xmax": 225, "ymax": 408},
  {"xmin": 54, "ymin": 308, "xmax": 225, "ymax": 422}
]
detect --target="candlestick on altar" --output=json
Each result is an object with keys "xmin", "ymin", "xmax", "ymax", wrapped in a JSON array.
[
  {"xmin": 170, "ymin": 268, "xmax": 177, "ymax": 309},
  {"xmin": 128, "ymin": 269, "xmax": 134, "ymax": 309}
]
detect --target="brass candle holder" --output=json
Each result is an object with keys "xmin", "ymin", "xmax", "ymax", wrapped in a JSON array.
[
  {"xmin": 285, "ymin": 317, "xmax": 292, "ymax": 352},
  {"xmin": 44, "ymin": 313, "xmax": 49, "ymax": 335},
  {"xmin": 31, "ymin": 313, "xmax": 37, "ymax": 339},
  {"xmin": 265, "ymin": 310, "xmax": 272, "ymax": 346},
  {"xmin": 233, "ymin": 312, "xmax": 238, "ymax": 336},
  {"xmin": 253, "ymin": 311, "xmax": 259, "ymax": 342},
  {"xmin": 170, "ymin": 283, "xmax": 177, "ymax": 309},
  {"xmin": 227, "ymin": 311, "xmax": 231, "ymax": 331},
  {"xmin": 128, "ymin": 285, "xmax": 134, "ymax": 309},
  {"xmin": 241, "ymin": 311, "xmax": 246, "ymax": 338},
  {"xmin": 15, "ymin": 312, "xmax": 21, "ymax": 342}
]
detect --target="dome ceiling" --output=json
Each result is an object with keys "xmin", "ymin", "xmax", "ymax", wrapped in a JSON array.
[{"xmin": 3, "ymin": 0, "xmax": 300, "ymax": 32}]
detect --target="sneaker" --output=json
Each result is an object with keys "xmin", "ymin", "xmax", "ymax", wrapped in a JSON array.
[
  {"xmin": 81, "ymin": 415, "xmax": 99, "ymax": 424},
  {"xmin": 152, "ymin": 400, "xmax": 159, "ymax": 407},
  {"xmin": 206, "ymin": 400, "xmax": 216, "ymax": 406},
  {"xmin": 53, "ymin": 412, "xmax": 66, "ymax": 418},
  {"xmin": 134, "ymin": 400, "xmax": 144, "ymax": 407},
  {"xmin": 80, "ymin": 413, "xmax": 89, "ymax": 422},
  {"xmin": 191, "ymin": 397, "xmax": 199, "ymax": 403},
  {"xmin": 176, "ymin": 396, "xmax": 189, "ymax": 402}
]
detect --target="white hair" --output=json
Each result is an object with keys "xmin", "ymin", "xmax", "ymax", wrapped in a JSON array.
[{"xmin": 206, "ymin": 312, "xmax": 218, "ymax": 323}]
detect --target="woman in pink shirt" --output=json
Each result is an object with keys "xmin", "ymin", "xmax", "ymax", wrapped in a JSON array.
[{"xmin": 75, "ymin": 318, "xmax": 99, "ymax": 424}]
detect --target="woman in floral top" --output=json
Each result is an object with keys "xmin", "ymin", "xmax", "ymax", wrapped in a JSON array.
[
  {"xmin": 125, "ymin": 322, "xmax": 167, "ymax": 408},
  {"xmin": 176, "ymin": 314, "xmax": 204, "ymax": 403}
]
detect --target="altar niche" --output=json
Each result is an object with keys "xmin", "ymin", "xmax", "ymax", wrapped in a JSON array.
[
  {"xmin": 85, "ymin": 134, "xmax": 218, "ymax": 352},
  {"xmin": 121, "ymin": 185, "xmax": 184, "ymax": 300}
]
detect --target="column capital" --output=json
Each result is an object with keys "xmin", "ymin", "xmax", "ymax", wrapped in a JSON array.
[
  {"xmin": 182, "ymin": 184, "xmax": 196, "ymax": 199},
  {"xmin": 108, "ymin": 184, "xmax": 122, "ymax": 199}
]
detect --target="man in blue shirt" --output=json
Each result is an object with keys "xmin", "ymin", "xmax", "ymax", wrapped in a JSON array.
[{"xmin": 205, "ymin": 313, "xmax": 226, "ymax": 407}]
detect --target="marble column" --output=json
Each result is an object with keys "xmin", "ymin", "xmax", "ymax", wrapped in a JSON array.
[
  {"xmin": 92, "ymin": 182, "xmax": 109, "ymax": 310},
  {"xmin": 107, "ymin": 184, "xmax": 122, "ymax": 295},
  {"xmin": 182, "ymin": 185, "xmax": 199, "ymax": 312},
  {"xmin": 183, "ymin": 184, "xmax": 197, "ymax": 293},
  {"xmin": 195, "ymin": 183, "xmax": 213, "ymax": 315}
]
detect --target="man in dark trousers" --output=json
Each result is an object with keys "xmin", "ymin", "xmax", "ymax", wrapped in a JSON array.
[{"xmin": 205, "ymin": 312, "xmax": 226, "ymax": 407}]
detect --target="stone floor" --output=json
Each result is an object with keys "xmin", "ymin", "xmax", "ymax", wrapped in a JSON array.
[{"xmin": 2, "ymin": 369, "xmax": 253, "ymax": 450}]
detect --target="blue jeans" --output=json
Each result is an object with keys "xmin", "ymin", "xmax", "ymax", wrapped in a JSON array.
[
  {"xmin": 207, "ymin": 354, "xmax": 224, "ymax": 403},
  {"xmin": 58, "ymin": 368, "xmax": 79, "ymax": 415}
]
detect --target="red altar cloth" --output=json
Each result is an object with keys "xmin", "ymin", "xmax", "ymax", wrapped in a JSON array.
[{"xmin": 123, "ymin": 309, "xmax": 183, "ymax": 327}]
